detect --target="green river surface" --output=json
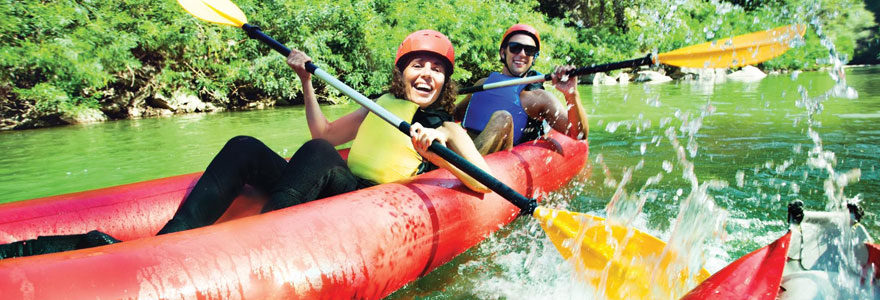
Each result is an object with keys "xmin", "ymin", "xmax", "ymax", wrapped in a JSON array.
[{"xmin": 1, "ymin": 67, "xmax": 878, "ymax": 298}]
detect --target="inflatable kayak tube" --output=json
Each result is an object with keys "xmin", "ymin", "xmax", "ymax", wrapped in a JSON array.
[{"xmin": 0, "ymin": 131, "xmax": 587, "ymax": 299}]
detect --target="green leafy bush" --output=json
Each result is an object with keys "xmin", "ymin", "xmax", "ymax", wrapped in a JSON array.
[{"xmin": 0, "ymin": 0, "xmax": 874, "ymax": 129}]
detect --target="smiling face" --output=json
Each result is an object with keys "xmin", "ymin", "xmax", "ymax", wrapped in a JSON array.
[
  {"xmin": 401, "ymin": 53, "xmax": 448, "ymax": 108},
  {"xmin": 501, "ymin": 34, "xmax": 537, "ymax": 77}
]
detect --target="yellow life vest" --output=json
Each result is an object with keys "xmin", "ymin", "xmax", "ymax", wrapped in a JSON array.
[{"xmin": 348, "ymin": 94, "xmax": 423, "ymax": 184}]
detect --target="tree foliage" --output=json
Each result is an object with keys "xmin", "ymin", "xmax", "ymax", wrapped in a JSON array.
[{"xmin": 0, "ymin": 0, "xmax": 875, "ymax": 128}]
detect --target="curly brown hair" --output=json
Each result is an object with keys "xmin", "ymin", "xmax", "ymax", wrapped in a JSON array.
[{"xmin": 388, "ymin": 64, "xmax": 458, "ymax": 114}]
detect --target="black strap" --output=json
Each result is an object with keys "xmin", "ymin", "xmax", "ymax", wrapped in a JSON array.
[
  {"xmin": 523, "ymin": 70, "xmax": 545, "ymax": 91},
  {"xmin": 412, "ymin": 107, "xmax": 453, "ymax": 129},
  {"xmin": 411, "ymin": 108, "xmax": 453, "ymax": 174}
]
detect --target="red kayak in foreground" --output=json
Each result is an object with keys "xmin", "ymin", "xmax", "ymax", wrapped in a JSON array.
[
  {"xmin": 0, "ymin": 131, "xmax": 587, "ymax": 299},
  {"xmin": 683, "ymin": 207, "xmax": 879, "ymax": 299},
  {"xmin": 681, "ymin": 232, "xmax": 791, "ymax": 300}
]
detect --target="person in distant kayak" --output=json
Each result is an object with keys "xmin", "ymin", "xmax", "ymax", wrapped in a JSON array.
[
  {"xmin": 454, "ymin": 24, "xmax": 589, "ymax": 154},
  {"xmin": 0, "ymin": 30, "xmax": 491, "ymax": 259}
]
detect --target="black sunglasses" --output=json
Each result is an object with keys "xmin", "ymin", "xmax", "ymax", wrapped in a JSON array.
[{"xmin": 507, "ymin": 42, "xmax": 539, "ymax": 57}]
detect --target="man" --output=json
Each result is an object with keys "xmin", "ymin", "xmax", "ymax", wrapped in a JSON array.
[{"xmin": 454, "ymin": 24, "xmax": 589, "ymax": 154}]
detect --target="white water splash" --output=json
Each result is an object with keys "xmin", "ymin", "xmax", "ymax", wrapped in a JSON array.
[
  {"xmin": 776, "ymin": 5, "xmax": 877, "ymax": 295},
  {"xmin": 588, "ymin": 99, "xmax": 727, "ymax": 298}
]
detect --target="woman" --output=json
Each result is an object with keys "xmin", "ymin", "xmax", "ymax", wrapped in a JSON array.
[
  {"xmin": 158, "ymin": 29, "xmax": 491, "ymax": 233},
  {"xmin": 0, "ymin": 30, "xmax": 491, "ymax": 258}
]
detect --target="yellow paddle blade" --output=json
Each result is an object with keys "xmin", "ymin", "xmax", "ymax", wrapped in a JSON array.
[
  {"xmin": 177, "ymin": 0, "xmax": 247, "ymax": 27},
  {"xmin": 534, "ymin": 206, "xmax": 710, "ymax": 299},
  {"xmin": 656, "ymin": 24, "xmax": 806, "ymax": 69}
]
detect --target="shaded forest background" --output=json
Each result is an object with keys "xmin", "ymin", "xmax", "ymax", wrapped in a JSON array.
[{"xmin": 0, "ymin": 0, "xmax": 876, "ymax": 129}]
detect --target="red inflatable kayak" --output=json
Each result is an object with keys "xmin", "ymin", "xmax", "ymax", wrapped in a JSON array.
[
  {"xmin": 681, "ymin": 232, "xmax": 791, "ymax": 300},
  {"xmin": 0, "ymin": 131, "xmax": 587, "ymax": 299},
  {"xmin": 868, "ymin": 243, "xmax": 880, "ymax": 279}
]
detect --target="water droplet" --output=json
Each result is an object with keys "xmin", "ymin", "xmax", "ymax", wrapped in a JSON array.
[
  {"xmin": 663, "ymin": 161, "xmax": 673, "ymax": 173},
  {"xmin": 736, "ymin": 171, "xmax": 745, "ymax": 188}
]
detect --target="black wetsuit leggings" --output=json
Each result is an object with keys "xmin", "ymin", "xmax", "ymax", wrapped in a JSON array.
[
  {"xmin": 158, "ymin": 136, "xmax": 370, "ymax": 234},
  {"xmin": 0, "ymin": 136, "xmax": 369, "ymax": 259}
]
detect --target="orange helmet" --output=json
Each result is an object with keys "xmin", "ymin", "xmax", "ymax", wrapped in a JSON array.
[
  {"xmin": 500, "ymin": 24, "xmax": 540, "ymax": 51},
  {"xmin": 395, "ymin": 30, "xmax": 455, "ymax": 75}
]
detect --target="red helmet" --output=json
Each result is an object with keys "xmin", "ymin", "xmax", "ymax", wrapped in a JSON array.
[
  {"xmin": 395, "ymin": 30, "xmax": 455, "ymax": 75},
  {"xmin": 500, "ymin": 24, "xmax": 541, "ymax": 51}
]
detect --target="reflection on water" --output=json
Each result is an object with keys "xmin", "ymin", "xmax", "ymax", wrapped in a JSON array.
[{"xmin": 0, "ymin": 104, "xmax": 358, "ymax": 203}]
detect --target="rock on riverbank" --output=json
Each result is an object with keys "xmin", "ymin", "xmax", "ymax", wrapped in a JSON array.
[
  {"xmin": 0, "ymin": 88, "xmax": 224, "ymax": 130},
  {"xmin": 586, "ymin": 65, "xmax": 771, "ymax": 86}
]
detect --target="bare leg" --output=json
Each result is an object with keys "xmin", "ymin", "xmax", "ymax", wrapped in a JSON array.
[{"xmin": 470, "ymin": 110, "xmax": 515, "ymax": 155}]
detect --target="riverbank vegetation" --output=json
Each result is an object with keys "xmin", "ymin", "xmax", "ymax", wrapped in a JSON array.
[{"xmin": 1, "ymin": 0, "xmax": 876, "ymax": 129}]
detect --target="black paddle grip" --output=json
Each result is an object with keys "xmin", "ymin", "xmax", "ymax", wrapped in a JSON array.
[
  {"xmin": 242, "ymin": 24, "xmax": 318, "ymax": 74},
  {"xmin": 242, "ymin": 24, "xmax": 291, "ymax": 57},
  {"xmin": 459, "ymin": 85, "xmax": 484, "ymax": 94},
  {"xmin": 568, "ymin": 54, "xmax": 654, "ymax": 77}
]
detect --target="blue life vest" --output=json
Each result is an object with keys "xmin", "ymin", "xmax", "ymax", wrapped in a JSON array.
[{"xmin": 462, "ymin": 72, "xmax": 531, "ymax": 143}]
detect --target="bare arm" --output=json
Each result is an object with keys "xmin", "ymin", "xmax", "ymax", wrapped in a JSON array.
[
  {"xmin": 410, "ymin": 122, "xmax": 492, "ymax": 193},
  {"xmin": 552, "ymin": 66, "xmax": 589, "ymax": 139},
  {"xmin": 287, "ymin": 49, "xmax": 369, "ymax": 146},
  {"xmin": 521, "ymin": 67, "xmax": 588, "ymax": 140}
]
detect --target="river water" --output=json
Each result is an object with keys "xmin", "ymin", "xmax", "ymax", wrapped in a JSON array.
[{"xmin": 1, "ymin": 67, "xmax": 878, "ymax": 298}]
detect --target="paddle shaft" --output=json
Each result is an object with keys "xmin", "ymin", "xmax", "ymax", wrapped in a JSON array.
[
  {"xmin": 241, "ymin": 24, "xmax": 538, "ymax": 215},
  {"xmin": 459, "ymin": 54, "xmax": 654, "ymax": 94}
]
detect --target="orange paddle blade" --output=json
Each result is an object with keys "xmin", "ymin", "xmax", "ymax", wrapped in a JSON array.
[{"xmin": 656, "ymin": 24, "xmax": 806, "ymax": 68}]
